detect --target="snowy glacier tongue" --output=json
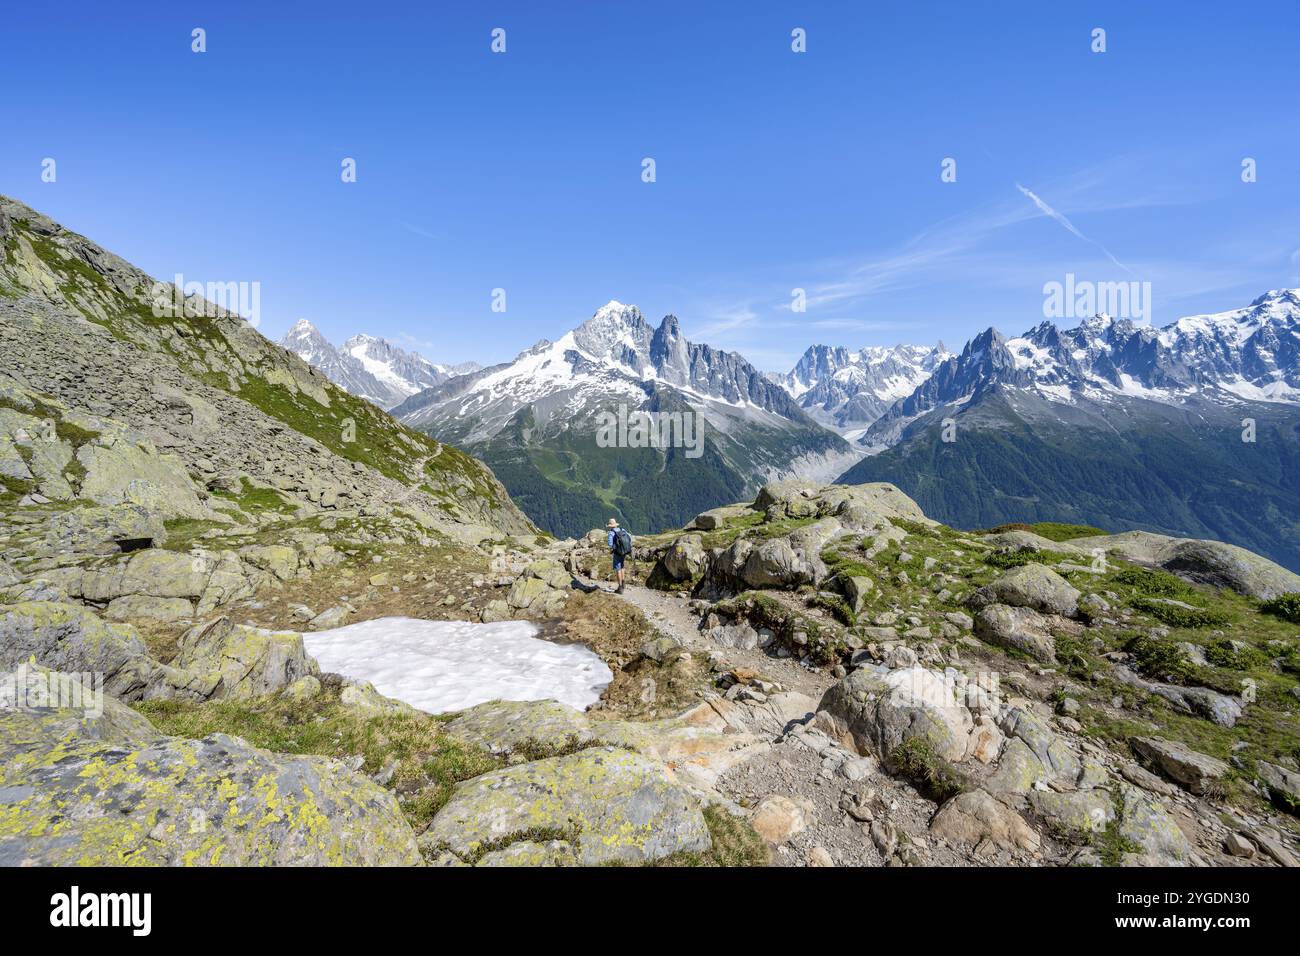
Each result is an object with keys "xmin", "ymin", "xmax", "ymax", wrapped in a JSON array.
[{"xmin": 302, "ymin": 617, "xmax": 612, "ymax": 714}]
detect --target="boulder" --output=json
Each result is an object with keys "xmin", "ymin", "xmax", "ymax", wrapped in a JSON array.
[
  {"xmin": 930, "ymin": 789, "xmax": 1041, "ymax": 852},
  {"xmin": 1115, "ymin": 783, "xmax": 1194, "ymax": 865},
  {"xmin": 659, "ymin": 534, "xmax": 706, "ymax": 581},
  {"xmin": 750, "ymin": 794, "xmax": 812, "ymax": 845},
  {"xmin": 37, "ymin": 504, "xmax": 167, "ymax": 557},
  {"xmin": 80, "ymin": 548, "xmax": 211, "ymax": 602},
  {"xmin": 815, "ymin": 665, "xmax": 973, "ymax": 763},
  {"xmin": 420, "ymin": 746, "xmax": 710, "ymax": 865},
  {"xmin": 1130, "ymin": 737, "xmax": 1230, "ymax": 795},
  {"xmin": 75, "ymin": 438, "xmax": 211, "ymax": 519},
  {"xmin": 1029, "ymin": 788, "xmax": 1115, "ymax": 838},
  {"xmin": 240, "ymin": 545, "xmax": 300, "ymax": 582},
  {"xmin": 0, "ymin": 601, "xmax": 212, "ymax": 702},
  {"xmin": 974, "ymin": 604, "xmax": 1057, "ymax": 665},
  {"xmin": 976, "ymin": 564, "xmax": 1080, "ymax": 617},
  {"xmin": 172, "ymin": 616, "xmax": 319, "ymax": 700},
  {"xmin": 0, "ymin": 669, "xmax": 421, "ymax": 866},
  {"xmin": 843, "ymin": 575, "xmax": 874, "ymax": 615},
  {"xmin": 444, "ymin": 699, "xmax": 594, "ymax": 756},
  {"xmin": 104, "ymin": 594, "xmax": 194, "ymax": 623}
]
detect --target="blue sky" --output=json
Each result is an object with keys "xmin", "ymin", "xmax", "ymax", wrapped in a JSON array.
[{"xmin": 4, "ymin": 1, "xmax": 1298, "ymax": 370}]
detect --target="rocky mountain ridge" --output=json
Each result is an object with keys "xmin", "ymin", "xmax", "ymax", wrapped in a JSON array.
[{"xmin": 279, "ymin": 319, "xmax": 478, "ymax": 410}]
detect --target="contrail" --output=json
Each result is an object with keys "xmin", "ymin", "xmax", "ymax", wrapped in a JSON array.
[{"xmin": 1016, "ymin": 183, "xmax": 1135, "ymax": 276}]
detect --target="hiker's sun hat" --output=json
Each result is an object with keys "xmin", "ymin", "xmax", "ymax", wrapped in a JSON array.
[{"xmin": 607, "ymin": 518, "xmax": 619, "ymax": 528}]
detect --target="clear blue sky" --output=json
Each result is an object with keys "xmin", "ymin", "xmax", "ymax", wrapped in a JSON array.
[{"xmin": 4, "ymin": 1, "xmax": 1298, "ymax": 371}]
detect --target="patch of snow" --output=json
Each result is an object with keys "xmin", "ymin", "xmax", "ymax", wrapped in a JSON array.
[{"xmin": 303, "ymin": 617, "xmax": 612, "ymax": 714}]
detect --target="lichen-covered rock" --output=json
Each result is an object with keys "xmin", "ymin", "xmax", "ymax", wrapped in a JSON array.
[
  {"xmin": 79, "ymin": 548, "xmax": 211, "ymax": 602},
  {"xmin": 444, "ymin": 699, "xmax": 594, "ymax": 756},
  {"xmin": 1114, "ymin": 784, "xmax": 1193, "ymax": 865},
  {"xmin": 420, "ymin": 746, "xmax": 710, "ymax": 865},
  {"xmin": 815, "ymin": 666, "xmax": 973, "ymax": 763},
  {"xmin": 0, "ymin": 601, "xmax": 212, "ymax": 702},
  {"xmin": 1029, "ymin": 788, "xmax": 1115, "ymax": 839},
  {"xmin": 36, "ymin": 504, "xmax": 167, "ymax": 557},
  {"xmin": 173, "ymin": 616, "xmax": 319, "ymax": 700},
  {"xmin": 476, "ymin": 839, "xmax": 580, "ymax": 867},
  {"xmin": 104, "ymin": 594, "xmax": 194, "ymax": 623},
  {"xmin": 0, "ymin": 669, "xmax": 422, "ymax": 866},
  {"xmin": 75, "ymin": 437, "xmax": 211, "ymax": 519},
  {"xmin": 239, "ymin": 544, "xmax": 300, "ymax": 582},
  {"xmin": 659, "ymin": 534, "xmax": 706, "ymax": 581}
]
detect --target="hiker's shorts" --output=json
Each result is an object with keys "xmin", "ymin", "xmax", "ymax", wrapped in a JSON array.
[{"xmin": 612, "ymin": 555, "xmax": 625, "ymax": 571}]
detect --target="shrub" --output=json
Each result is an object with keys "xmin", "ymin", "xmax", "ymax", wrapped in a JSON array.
[
  {"xmin": 1260, "ymin": 592, "xmax": 1300, "ymax": 625},
  {"xmin": 888, "ymin": 737, "xmax": 968, "ymax": 802},
  {"xmin": 1112, "ymin": 565, "xmax": 1193, "ymax": 598},
  {"xmin": 1130, "ymin": 596, "xmax": 1228, "ymax": 629},
  {"xmin": 1126, "ymin": 634, "xmax": 1197, "ymax": 683},
  {"xmin": 1204, "ymin": 639, "xmax": 1269, "ymax": 671}
]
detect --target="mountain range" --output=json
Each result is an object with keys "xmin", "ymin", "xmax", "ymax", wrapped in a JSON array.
[
  {"xmin": 286, "ymin": 285, "xmax": 1300, "ymax": 568},
  {"xmin": 279, "ymin": 320, "xmax": 479, "ymax": 410},
  {"xmin": 391, "ymin": 301, "xmax": 860, "ymax": 538},
  {"xmin": 837, "ymin": 291, "xmax": 1300, "ymax": 570}
]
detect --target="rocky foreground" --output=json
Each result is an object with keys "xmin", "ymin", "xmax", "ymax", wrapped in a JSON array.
[{"xmin": 4, "ymin": 475, "xmax": 1300, "ymax": 867}]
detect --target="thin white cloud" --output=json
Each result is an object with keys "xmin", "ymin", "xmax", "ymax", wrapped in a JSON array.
[{"xmin": 1015, "ymin": 183, "xmax": 1135, "ymax": 276}]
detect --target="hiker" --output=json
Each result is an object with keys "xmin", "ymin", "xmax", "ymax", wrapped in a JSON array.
[{"xmin": 607, "ymin": 518, "xmax": 632, "ymax": 594}]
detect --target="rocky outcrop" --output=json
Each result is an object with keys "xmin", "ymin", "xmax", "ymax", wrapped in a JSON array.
[{"xmin": 1070, "ymin": 530, "xmax": 1300, "ymax": 600}]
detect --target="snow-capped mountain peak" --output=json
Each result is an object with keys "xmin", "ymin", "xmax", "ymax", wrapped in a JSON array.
[
  {"xmin": 777, "ymin": 341, "xmax": 952, "ymax": 433},
  {"xmin": 278, "ymin": 325, "xmax": 479, "ymax": 410}
]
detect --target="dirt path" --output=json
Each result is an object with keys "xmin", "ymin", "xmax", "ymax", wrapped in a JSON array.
[
  {"xmin": 613, "ymin": 582, "xmax": 834, "ymax": 699},
  {"xmin": 608, "ymin": 582, "xmax": 991, "ymax": 867}
]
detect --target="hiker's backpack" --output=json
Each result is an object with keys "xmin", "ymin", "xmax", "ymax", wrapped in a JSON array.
[{"xmin": 613, "ymin": 528, "xmax": 634, "ymax": 557}]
